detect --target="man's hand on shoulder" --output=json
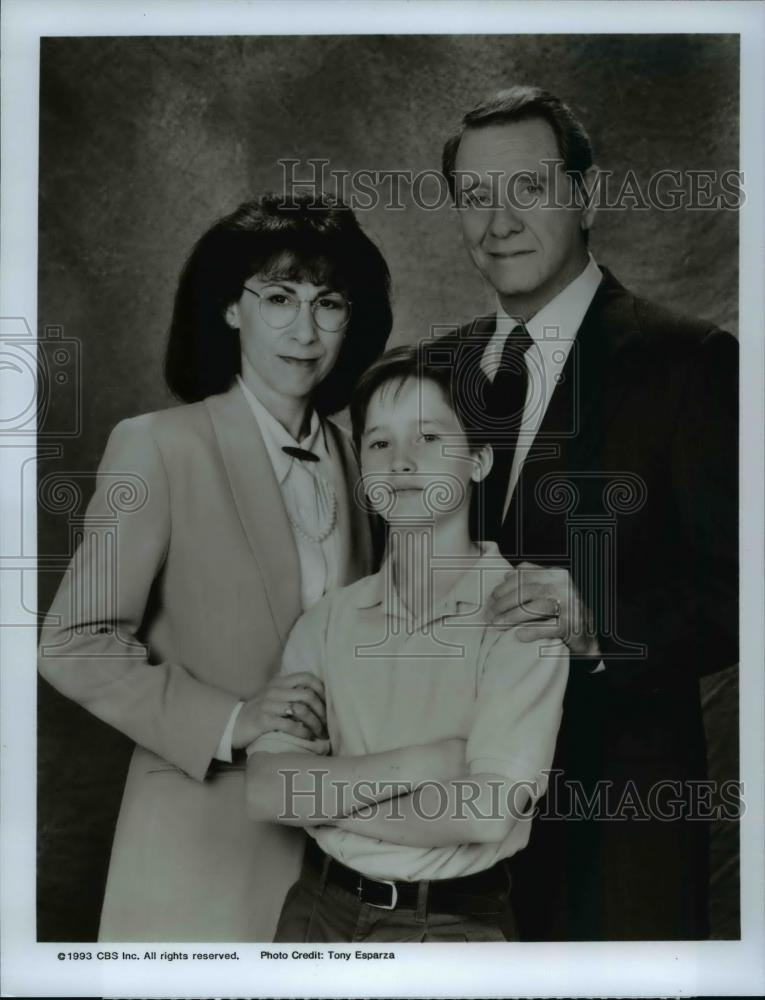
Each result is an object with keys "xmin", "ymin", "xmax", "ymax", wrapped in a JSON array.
[{"xmin": 488, "ymin": 561, "xmax": 602, "ymax": 659}]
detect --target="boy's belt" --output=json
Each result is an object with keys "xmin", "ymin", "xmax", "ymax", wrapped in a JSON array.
[{"xmin": 304, "ymin": 838, "xmax": 510, "ymax": 913}]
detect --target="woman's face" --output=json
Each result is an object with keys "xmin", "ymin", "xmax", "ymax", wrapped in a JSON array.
[{"xmin": 225, "ymin": 272, "xmax": 349, "ymax": 406}]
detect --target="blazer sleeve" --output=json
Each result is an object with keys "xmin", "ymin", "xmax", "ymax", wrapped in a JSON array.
[
  {"xmin": 599, "ymin": 328, "xmax": 739, "ymax": 687},
  {"xmin": 38, "ymin": 417, "xmax": 240, "ymax": 781}
]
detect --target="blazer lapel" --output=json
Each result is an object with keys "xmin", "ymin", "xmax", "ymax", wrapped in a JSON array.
[{"xmin": 205, "ymin": 383, "xmax": 301, "ymax": 644}]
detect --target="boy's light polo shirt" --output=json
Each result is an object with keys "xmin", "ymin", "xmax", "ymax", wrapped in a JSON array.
[{"xmin": 250, "ymin": 542, "xmax": 569, "ymax": 882}]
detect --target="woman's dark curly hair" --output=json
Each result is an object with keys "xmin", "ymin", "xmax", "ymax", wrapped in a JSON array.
[{"xmin": 164, "ymin": 192, "xmax": 392, "ymax": 414}]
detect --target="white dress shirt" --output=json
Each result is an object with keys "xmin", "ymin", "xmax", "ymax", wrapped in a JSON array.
[
  {"xmin": 237, "ymin": 377, "xmax": 340, "ymax": 611},
  {"xmin": 214, "ymin": 377, "xmax": 342, "ymax": 761},
  {"xmin": 481, "ymin": 254, "xmax": 602, "ymax": 517},
  {"xmin": 481, "ymin": 255, "xmax": 605, "ymax": 672}
]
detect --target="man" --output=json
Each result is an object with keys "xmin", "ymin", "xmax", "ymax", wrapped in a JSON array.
[{"xmin": 437, "ymin": 86, "xmax": 738, "ymax": 940}]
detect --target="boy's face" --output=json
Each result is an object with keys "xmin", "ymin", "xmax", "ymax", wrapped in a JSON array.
[{"xmin": 360, "ymin": 376, "xmax": 492, "ymax": 523}]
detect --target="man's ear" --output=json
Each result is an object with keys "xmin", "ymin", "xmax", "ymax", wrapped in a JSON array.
[
  {"xmin": 578, "ymin": 164, "xmax": 599, "ymax": 234},
  {"xmin": 224, "ymin": 302, "xmax": 240, "ymax": 330},
  {"xmin": 471, "ymin": 443, "xmax": 493, "ymax": 483}
]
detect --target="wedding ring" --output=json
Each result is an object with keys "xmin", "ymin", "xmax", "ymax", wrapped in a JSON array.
[
  {"xmin": 553, "ymin": 599, "xmax": 562, "ymax": 618},
  {"xmin": 282, "ymin": 703, "xmax": 295, "ymax": 719}
]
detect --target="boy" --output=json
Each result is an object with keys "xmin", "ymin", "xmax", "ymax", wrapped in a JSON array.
[{"xmin": 247, "ymin": 344, "xmax": 569, "ymax": 942}]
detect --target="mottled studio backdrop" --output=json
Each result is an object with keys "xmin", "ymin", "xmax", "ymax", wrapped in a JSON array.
[{"xmin": 37, "ymin": 34, "xmax": 739, "ymax": 941}]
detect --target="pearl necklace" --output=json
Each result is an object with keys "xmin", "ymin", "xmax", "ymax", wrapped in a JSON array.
[{"xmin": 285, "ymin": 469, "xmax": 338, "ymax": 544}]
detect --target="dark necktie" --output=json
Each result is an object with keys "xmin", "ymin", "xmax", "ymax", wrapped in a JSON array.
[{"xmin": 481, "ymin": 322, "xmax": 534, "ymax": 538}]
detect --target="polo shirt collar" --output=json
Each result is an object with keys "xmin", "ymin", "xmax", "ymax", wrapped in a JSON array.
[{"xmin": 354, "ymin": 540, "xmax": 502, "ymax": 625}]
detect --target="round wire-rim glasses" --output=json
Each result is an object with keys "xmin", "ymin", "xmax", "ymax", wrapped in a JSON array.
[{"xmin": 243, "ymin": 285, "xmax": 352, "ymax": 333}]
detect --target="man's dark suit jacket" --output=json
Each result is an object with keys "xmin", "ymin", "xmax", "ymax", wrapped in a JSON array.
[{"xmin": 441, "ymin": 267, "xmax": 738, "ymax": 940}]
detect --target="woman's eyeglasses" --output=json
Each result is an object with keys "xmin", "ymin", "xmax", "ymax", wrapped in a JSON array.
[{"xmin": 243, "ymin": 286, "xmax": 351, "ymax": 333}]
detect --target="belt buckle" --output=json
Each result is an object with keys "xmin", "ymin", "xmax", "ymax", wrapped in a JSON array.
[{"xmin": 359, "ymin": 875, "xmax": 398, "ymax": 910}]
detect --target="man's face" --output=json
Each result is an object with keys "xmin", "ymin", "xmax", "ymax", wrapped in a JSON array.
[{"xmin": 454, "ymin": 117, "xmax": 593, "ymax": 316}]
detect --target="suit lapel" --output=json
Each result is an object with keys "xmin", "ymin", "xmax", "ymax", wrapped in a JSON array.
[
  {"xmin": 564, "ymin": 267, "xmax": 642, "ymax": 467},
  {"xmin": 503, "ymin": 268, "xmax": 644, "ymax": 559},
  {"xmin": 205, "ymin": 383, "xmax": 301, "ymax": 644}
]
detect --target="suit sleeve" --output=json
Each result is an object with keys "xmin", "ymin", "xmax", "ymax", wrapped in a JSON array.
[
  {"xmin": 38, "ymin": 417, "xmax": 240, "ymax": 781},
  {"xmin": 599, "ymin": 328, "xmax": 738, "ymax": 687}
]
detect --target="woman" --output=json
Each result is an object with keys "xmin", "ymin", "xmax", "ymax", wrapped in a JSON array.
[{"xmin": 38, "ymin": 193, "xmax": 392, "ymax": 942}]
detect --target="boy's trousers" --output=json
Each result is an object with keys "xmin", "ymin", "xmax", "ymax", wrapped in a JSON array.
[{"xmin": 273, "ymin": 848, "xmax": 518, "ymax": 943}]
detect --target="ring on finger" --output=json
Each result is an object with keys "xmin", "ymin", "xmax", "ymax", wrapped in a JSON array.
[
  {"xmin": 282, "ymin": 702, "xmax": 295, "ymax": 719},
  {"xmin": 552, "ymin": 598, "xmax": 562, "ymax": 618}
]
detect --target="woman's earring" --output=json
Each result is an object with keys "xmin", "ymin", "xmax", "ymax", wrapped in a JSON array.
[{"xmin": 224, "ymin": 304, "xmax": 240, "ymax": 330}]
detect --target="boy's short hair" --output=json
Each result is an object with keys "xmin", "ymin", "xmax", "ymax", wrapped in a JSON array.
[{"xmin": 350, "ymin": 342, "xmax": 492, "ymax": 452}]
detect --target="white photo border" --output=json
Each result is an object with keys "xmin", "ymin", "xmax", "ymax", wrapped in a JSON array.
[{"xmin": 1, "ymin": 1, "xmax": 763, "ymax": 996}]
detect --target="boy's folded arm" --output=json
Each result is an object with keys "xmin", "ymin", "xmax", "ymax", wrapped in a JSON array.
[
  {"xmin": 246, "ymin": 737, "xmax": 466, "ymax": 825},
  {"xmin": 246, "ymin": 584, "xmax": 475, "ymax": 824},
  {"xmin": 333, "ymin": 772, "xmax": 526, "ymax": 846}
]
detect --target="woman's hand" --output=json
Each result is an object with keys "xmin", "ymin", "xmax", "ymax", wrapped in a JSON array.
[{"xmin": 232, "ymin": 672, "xmax": 327, "ymax": 749}]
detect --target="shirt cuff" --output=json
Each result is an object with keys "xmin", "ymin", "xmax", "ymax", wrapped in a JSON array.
[{"xmin": 214, "ymin": 701, "xmax": 245, "ymax": 762}]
